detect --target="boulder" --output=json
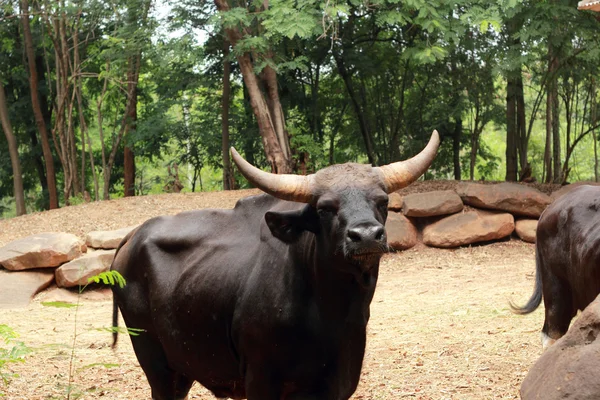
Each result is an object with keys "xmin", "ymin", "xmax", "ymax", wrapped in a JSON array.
[
  {"xmin": 388, "ymin": 193, "xmax": 404, "ymax": 211},
  {"xmin": 55, "ymin": 249, "xmax": 116, "ymax": 288},
  {"xmin": 385, "ymin": 212, "xmax": 418, "ymax": 250},
  {"xmin": 0, "ymin": 232, "xmax": 86, "ymax": 271},
  {"xmin": 515, "ymin": 219, "xmax": 538, "ymax": 243},
  {"xmin": 551, "ymin": 181, "xmax": 600, "ymax": 200},
  {"xmin": 456, "ymin": 182, "xmax": 551, "ymax": 218},
  {"xmin": 520, "ymin": 294, "xmax": 600, "ymax": 400},
  {"xmin": 423, "ymin": 210, "xmax": 514, "ymax": 248},
  {"xmin": 0, "ymin": 269, "xmax": 55, "ymax": 309},
  {"xmin": 86, "ymin": 225, "xmax": 138, "ymax": 249},
  {"xmin": 401, "ymin": 190, "xmax": 463, "ymax": 217}
]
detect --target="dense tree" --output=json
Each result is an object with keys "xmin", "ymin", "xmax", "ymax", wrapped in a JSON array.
[{"xmin": 1, "ymin": 0, "xmax": 600, "ymax": 218}]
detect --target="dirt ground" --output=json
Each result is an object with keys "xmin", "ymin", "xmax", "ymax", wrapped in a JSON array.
[{"xmin": 0, "ymin": 186, "xmax": 546, "ymax": 400}]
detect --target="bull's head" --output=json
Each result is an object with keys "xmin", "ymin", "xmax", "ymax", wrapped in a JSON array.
[{"xmin": 231, "ymin": 131, "xmax": 440, "ymax": 275}]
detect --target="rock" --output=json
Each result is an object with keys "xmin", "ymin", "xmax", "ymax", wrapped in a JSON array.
[
  {"xmin": 55, "ymin": 249, "xmax": 116, "ymax": 288},
  {"xmin": 515, "ymin": 219, "xmax": 538, "ymax": 243},
  {"xmin": 0, "ymin": 232, "xmax": 86, "ymax": 271},
  {"xmin": 0, "ymin": 269, "xmax": 55, "ymax": 308},
  {"xmin": 520, "ymin": 294, "xmax": 600, "ymax": 400},
  {"xmin": 456, "ymin": 182, "xmax": 551, "ymax": 218},
  {"xmin": 401, "ymin": 190, "xmax": 463, "ymax": 217},
  {"xmin": 388, "ymin": 193, "xmax": 404, "ymax": 211},
  {"xmin": 551, "ymin": 181, "xmax": 600, "ymax": 200},
  {"xmin": 423, "ymin": 210, "xmax": 514, "ymax": 248},
  {"xmin": 385, "ymin": 212, "xmax": 418, "ymax": 250},
  {"xmin": 86, "ymin": 225, "xmax": 138, "ymax": 249}
]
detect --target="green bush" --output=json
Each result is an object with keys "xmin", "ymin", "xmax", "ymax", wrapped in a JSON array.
[{"xmin": 0, "ymin": 325, "xmax": 30, "ymax": 396}]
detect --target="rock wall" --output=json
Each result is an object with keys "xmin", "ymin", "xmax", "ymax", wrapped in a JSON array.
[{"xmin": 0, "ymin": 181, "xmax": 594, "ymax": 306}]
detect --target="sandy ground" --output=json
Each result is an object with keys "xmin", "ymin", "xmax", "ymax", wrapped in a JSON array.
[
  {"xmin": 0, "ymin": 241, "xmax": 542, "ymax": 400},
  {"xmin": 0, "ymin": 185, "xmax": 547, "ymax": 399}
]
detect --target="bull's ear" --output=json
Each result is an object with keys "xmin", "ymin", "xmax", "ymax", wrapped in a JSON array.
[{"xmin": 265, "ymin": 205, "xmax": 320, "ymax": 243}]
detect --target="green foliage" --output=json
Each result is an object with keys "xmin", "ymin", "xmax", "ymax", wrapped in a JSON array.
[
  {"xmin": 0, "ymin": 325, "xmax": 30, "ymax": 392},
  {"xmin": 42, "ymin": 302, "xmax": 79, "ymax": 309},
  {"xmin": 87, "ymin": 271, "xmax": 126, "ymax": 289},
  {"xmin": 2, "ymin": 0, "xmax": 600, "ymax": 218}
]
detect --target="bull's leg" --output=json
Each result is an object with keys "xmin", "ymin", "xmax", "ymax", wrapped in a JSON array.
[
  {"xmin": 174, "ymin": 373, "xmax": 194, "ymax": 400},
  {"xmin": 244, "ymin": 366, "xmax": 281, "ymax": 400},
  {"xmin": 128, "ymin": 333, "xmax": 187, "ymax": 400},
  {"xmin": 541, "ymin": 274, "xmax": 575, "ymax": 350}
]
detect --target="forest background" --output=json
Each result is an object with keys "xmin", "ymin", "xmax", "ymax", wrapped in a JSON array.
[{"xmin": 1, "ymin": 0, "xmax": 599, "ymax": 218}]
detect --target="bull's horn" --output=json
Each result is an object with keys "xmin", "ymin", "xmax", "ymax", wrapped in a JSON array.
[
  {"xmin": 375, "ymin": 130, "xmax": 440, "ymax": 193},
  {"xmin": 230, "ymin": 147, "xmax": 314, "ymax": 203}
]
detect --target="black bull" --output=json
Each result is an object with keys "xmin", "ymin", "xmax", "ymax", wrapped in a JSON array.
[
  {"xmin": 110, "ymin": 131, "xmax": 439, "ymax": 400},
  {"xmin": 512, "ymin": 185, "xmax": 600, "ymax": 348}
]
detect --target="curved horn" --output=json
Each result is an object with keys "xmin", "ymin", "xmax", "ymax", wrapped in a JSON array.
[
  {"xmin": 230, "ymin": 147, "xmax": 314, "ymax": 203},
  {"xmin": 375, "ymin": 130, "xmax": 440, "ymax": 193}
]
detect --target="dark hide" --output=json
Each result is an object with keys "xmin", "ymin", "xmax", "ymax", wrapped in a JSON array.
[
  {"xmin": 111, "ymin": 173, "xmax": 390, "ymax": 400},
  {"xmin": 513, "ymin": 185, "xmax": 600, "ymax": 344}
]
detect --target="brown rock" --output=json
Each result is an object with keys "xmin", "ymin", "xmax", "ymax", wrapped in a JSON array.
[
  {"xmin": 456, "ymin": 182, "xmax": 551, "ymax": 218},
  {"xmin": 515, "ymin": 219, "xmax": 537, "ymax": 243},
  {"xmin": 520, "ymin": 294, "xmax": 600, "ymax": 400},
  {"xmin": 85, "ymin": 225, "xmax": 138, "ymax": 249},
  {"xmin": 388, "ymin": 193, "xmax": 403, "ymax": 211},
  {"xmin": 385, "ymin": 212, "xmax": 418, "ymax": 250},
  {"xmin": 401, "ymin": 190, "xmax": 463, "ymax": 217},
  {"xmin": 551, "ymin": 181, "xmax": 600, "ymax": 200},
  {"xmin": 0, "ymin": 232, "xmax": 86, "ymax": 271},
  {"xmin": 0, "ymin": 269, "xmax": 55, "ymax": 309},
  {"xmin": 55, "ymin": 249, "xmax": 116, "ymax": 288},
  {"xmin": 423, "ymin": 210, "xmax": 514, "ymax": 248}
]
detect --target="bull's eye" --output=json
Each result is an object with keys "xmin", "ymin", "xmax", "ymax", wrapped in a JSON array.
[
  {"xmin": 317, "ymin": 199, "xmax": 339, "ymax": 216},
  {"xmin": 376, "ymin": 199, "xmax": 389, "ymax": 211}
]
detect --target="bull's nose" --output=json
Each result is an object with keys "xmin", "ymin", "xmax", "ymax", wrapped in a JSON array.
[{"xmin": 347, "ymin": 224, "xmax": 386, "ymax": 243}]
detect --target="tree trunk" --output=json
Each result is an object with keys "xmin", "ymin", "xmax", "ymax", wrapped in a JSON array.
[
  {"xmin": 505, "ymin": 76, "xmax": 518, "ymax": 181},
  {"xmin": 214, "ymin": 0, "xmax": 291, "ymax": 174},
  {"xmin": 123, "ymin": 75, "xmax": 136, "ymax": 197},
  {"xmin": 333, "ymin": 51, "xmax": 376, "ymax": 165},
  {"xmin": 516, "ymin": 74, "xmax": 529, "ymax": 176},
  {"xmin": 551, "ymin": 71, "xmax": 561, "ymax": 183},
  {"xmin": 0, "ymin": 81, "xmax": 26, "ymax": 215},
  {"xmin": 453, "ymin": 118, "xmax": 462, "ymax": 180},
  {"xmin": 222, "ymin": 40, "xmax": 234, "ymax": 190},
  {"xmin": 234, "ymin": 53, "xmax": 290, "ymax": 173},
  {"xmin": 20, "ymin": 0, "xmax": 58, "ymax": 209},
  {"xmin": 544, "ymin": 87, "xmax": 553, "ymax": 183}
]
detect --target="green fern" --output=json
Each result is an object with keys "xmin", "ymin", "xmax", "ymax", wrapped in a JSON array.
[{"xmin": 86, "ymin": 271, "xmax": 126, "ymax": 289}]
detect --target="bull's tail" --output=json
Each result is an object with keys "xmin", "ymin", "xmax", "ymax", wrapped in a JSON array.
[
  {"xmin": 112, "ymin": 296, "xmax": 119, "ymax": 348},
  {"xmin": 510, "ymin": 248, "xmax": 543, "ymax": 315}
]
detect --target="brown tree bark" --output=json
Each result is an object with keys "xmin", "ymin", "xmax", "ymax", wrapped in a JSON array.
[
  {"xmin": 214, "ymin": 0, "xmax": 292, "ymax": 174},
  {"xmin": 0, "ymin": 81, "xmax": 26, "ymax": 215},
  {"xmin": 453, "ymin": 118, "xmax": 462, "ymax": 181},
  {"xmin": 544, "ymin": 87, "xmax": 553, "ymax": 183},
  {"xmin": 516, "ymin": 74, "xmax": 529, "ymax": 177},
  {"xmin": 20, "ymin": 0, "xmax": 58, "ymax": 209},
  {"xmin": 123, "ymin": 64, "xmax": 137, "ymax": 197},
  {"xmin": 222, "ymin": 40, "xmax": 234, "ymax": 190},
  {"xmin": 551, "ymin": 70, "xmax": 561, "ymax": 183},
  {"xmin": 505, "ymin": 76, "xmax": 518, "ymax": 181}
]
